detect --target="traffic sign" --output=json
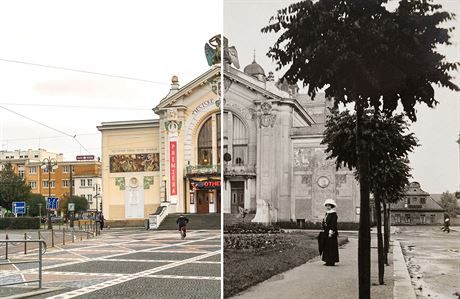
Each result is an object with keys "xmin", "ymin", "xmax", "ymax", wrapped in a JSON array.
[
  {"xmin": 68, "ymin": 203, "xmax": 75, "ymax": 212},
  {"xmin": 12, "ymin": 202, "xmax": 26, "ymax": 215},
  {"xmin": 46, "ymin": 197, "xmax": 59, "ymax": 210}
]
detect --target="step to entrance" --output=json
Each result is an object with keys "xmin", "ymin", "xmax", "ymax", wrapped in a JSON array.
[{"xmin": 157, "ymin": 213, "xmax": 221, "ymax": 230}]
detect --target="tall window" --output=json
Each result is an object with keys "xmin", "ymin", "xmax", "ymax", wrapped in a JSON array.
[
  {"xmin": 81, "ymin": 179, "xmax": 86, "ymax": 187},
  {"xmin": 29, "ymin": 166, "xmax": 37, "ymax": 174},
  {"xmin": 198, "ymin": 114, "xmax": 220, "ymax": 165},
  {"xmin": 232, "ymin": 115, "xmax": 248, "ymax": 165},
  {"xmin": 30, "ymin": 181, "xmax": 36, "ymax": 189},
  {"xmin": 18, "ymin": 170, "xmax": 24, "ymax": 179}
]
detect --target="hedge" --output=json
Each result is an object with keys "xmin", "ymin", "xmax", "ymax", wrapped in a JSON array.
[
  {"xmin": 277, "ymin": 221, "xmax": 360, "ymax": 231},
  {"xmin": 0, "ymin": 217, "xmax": 40, "ymax": 229}
]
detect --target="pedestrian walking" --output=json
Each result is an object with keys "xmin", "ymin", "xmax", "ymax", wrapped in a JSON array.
[
  {"xmin": 100, "ymin": 213, "xmax": 105, "ymax": 230},
  {"xmin": 176, "ymin": 214, "xmax": 189, "ymax": 240},
  {"xmin": 318, "ymin": 198, "xmax": 339, "ymax": 266},
  {"xmin": 441, "ymin": 214, "xmax": 450, "ymax": 233}
]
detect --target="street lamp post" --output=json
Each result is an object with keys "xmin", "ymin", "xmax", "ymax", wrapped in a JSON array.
[
  {"xmin": 41, "ymin": 157, "xmax": 57, "ymax": 230},
  {"xmin": 93, "ymin": 184, "xmax": 102, "ymax": 213},
  {"xmin": 163, "ymin": 175, "xmax": 168, "ymax": 203}
]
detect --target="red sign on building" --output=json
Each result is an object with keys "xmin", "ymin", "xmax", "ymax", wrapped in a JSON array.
[{"xmin": 170, "ymin": 141, "xmax": 177, "ymax": 196}]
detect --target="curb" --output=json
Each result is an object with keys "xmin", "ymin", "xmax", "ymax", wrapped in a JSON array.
[{"xmin": 393, "ymin": 240, "xmax": 416, "ymax": 299}]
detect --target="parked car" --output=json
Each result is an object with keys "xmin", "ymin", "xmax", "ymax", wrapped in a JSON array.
[{"xmin": 50, "ymin": 216, "xmax": 63, "ymax": 223}]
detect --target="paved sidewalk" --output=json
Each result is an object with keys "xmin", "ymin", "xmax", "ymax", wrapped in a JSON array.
[
  {"xmin": 1, "ymin": 229, "xmax": 221, "ymax": 299},
  {"xmin": 232, "ymin": 235, "xmax": 396, "ymax": 299}
]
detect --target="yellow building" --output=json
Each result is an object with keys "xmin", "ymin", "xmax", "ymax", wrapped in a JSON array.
[
  {"xmin": 0, "ymin": 150, "xmax": 101, "ymax": 211},
  {"xmin": 98, "ymin": 65, "xmax": 221, "ymax": 220}
]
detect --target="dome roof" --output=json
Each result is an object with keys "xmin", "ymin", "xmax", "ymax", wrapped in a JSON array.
[{"xmin": 244, "ymin": 60, "xmax": 265, "ymax": 77}]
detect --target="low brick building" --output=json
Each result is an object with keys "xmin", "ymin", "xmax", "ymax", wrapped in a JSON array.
[{"xmin": 390, "ymin": 182, "xmax": 445, "ymax": 225}]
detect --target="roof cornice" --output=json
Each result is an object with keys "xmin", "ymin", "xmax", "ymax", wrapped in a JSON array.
[
  {"xmin": 154, "ymin": 65, "xmax": 221, "ymax": 113},
  {"xmin": 97, "ymin": 119, "xmax": 159, "ymax": 131}
]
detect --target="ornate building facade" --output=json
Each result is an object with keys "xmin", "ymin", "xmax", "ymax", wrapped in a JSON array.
[
  {"xmin": 98, "ymin": 65, "xmax": 221, "ymax": 220},
  {"xmin": 223, "ymin": 53, "xmax": 361, "ymax": 224}
]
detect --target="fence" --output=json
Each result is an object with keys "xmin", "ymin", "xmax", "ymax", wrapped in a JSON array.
[{"xmin": 0, "ymin": 240, "xmax": 47, "ymax": 288}]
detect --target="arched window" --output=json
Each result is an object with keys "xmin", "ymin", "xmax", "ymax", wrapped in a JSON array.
[{"xmin": 197, "ymin": 113, "xmax": 221, "ymax": 166}]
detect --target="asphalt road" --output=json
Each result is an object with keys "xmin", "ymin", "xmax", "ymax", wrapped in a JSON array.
[
  {"xmin": 396, "ymin": 226, "xmax": 460, "ymax": 299},
  {"xmin": 0, "ymin": 228, "xmax": 221, "ymax": 299}
]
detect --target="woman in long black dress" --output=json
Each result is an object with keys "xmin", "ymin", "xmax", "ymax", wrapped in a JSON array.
[{"xmin": 321, "ymin": 198, "xmax": 339, "ymax": 266}]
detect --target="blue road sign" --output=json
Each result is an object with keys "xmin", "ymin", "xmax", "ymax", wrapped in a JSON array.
[
  {"xmin": 46, "ymin": 197, "xmax": 59, "ymax": 210},
  {"xmin": 12, "ymin": 201, "xmax": 26, "ymax": 215}
]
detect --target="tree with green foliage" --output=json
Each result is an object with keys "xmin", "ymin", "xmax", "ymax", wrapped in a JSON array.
[
  {"xmin": 322, "ymin": 109, "xmax": 417, "ymax": 284},
  {"xmin": 0, "ymin": 163, "xmax": 31, "ymax": 211},
  {"xmin": 26, "ymin": 193, "xmax": 47, "ymax": 217},
  {"xmin": 263, "ymin": 1, "xmax": 458, "ymax": 296},
  {"xmin": 439, "ymin": 191, "xmax": 460, "ymax": 216},
  {"xmin": 59, "ymin": 195, "xmax": 88, "ymax": 215}
]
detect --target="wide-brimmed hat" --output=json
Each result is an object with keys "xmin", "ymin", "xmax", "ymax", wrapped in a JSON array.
[{"xmin": 324, "ymin": 198, "xmax": 337, "ymax": 207}]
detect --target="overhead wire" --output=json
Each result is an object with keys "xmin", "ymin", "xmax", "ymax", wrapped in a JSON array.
[
  {"xmin": 0, "ymin": 58, "xmax": 169, "ymax": 85},
  {"xmin": 0, "ymin": 102, "xmax": 151, "ymax": 110},
  {"xmin": 0, "ymin": 105, "xmax": 91, "ymax": 154}
]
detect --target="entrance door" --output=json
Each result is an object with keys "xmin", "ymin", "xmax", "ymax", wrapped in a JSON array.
[
  {"xmin": 197, "ymin": 191, "xmax": 209, "ymax": 214},
  {"xmin": 231, "ymin": 182, "xmax": 244, "ymax": 214}
]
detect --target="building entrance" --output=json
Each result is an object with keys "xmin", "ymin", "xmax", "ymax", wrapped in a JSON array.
[
  {"xmin": 197, "ymin": 190, "xmax": 210, "ymax": 214},
  {"xmin": 231, "ymin": 181, "xmax": 244, "ymax": 214}
]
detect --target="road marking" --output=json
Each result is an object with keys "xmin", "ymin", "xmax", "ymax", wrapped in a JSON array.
[
  {"xmin": 142, "ymin": 274, "xmax": 221, "ymax": 280},
  {"xmin": 47, "ymin": 251, "xmax": 220, "ymax": 299}
]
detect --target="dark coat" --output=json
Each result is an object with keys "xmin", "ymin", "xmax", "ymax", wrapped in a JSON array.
[
  {"xmin": 176, "ymin": 216, "xmax": 189, "ymax": 228},
  {"xmin": 319, "ymin": 212, "xmax": 339, "ymax": 264}
]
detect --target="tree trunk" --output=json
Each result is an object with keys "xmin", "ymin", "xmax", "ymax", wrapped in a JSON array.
[
  {"xmin": 375, "ymin": 195, "xmax": 384, "ymax": 284},
  {"xmin": 356, "ymin": 100, "xmax": 371, "ymax": 299},
  {"xmin": 383, "ymin": 201, "xmax": 389, "ymax": 266}
]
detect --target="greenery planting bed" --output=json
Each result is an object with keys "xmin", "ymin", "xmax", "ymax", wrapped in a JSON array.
[{"xmin": 224, "ymin": 226, "xmax": 348, "ymax": 298}]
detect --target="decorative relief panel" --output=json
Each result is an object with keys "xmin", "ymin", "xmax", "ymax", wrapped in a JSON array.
[
  {"xmin": 115, "ymin": 177, "xmax": 125, "ymax": 190},
  {"xmin": 301, "ymin": 174, "xmax": 312, "ymax": 185},
  {"xmin": 143, "ymin": 176, "xmax": 154, "ymax": 189},
  {"xmin": 293, "ymin": 147, "xmax": 335, "ymax": 171}
]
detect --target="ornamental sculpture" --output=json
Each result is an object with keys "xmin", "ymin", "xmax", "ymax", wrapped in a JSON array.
[{"xmin": 258, "ymin": 102, "xmax": 276, "ymax": 128}]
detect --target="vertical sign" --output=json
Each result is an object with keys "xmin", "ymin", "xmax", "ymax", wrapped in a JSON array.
[{"xmin": 170, "ymin": 141, "xmax": 177, "ymax": 196}]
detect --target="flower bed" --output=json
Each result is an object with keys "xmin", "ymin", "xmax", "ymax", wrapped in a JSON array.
[
  {"xmin": 224, "ymin": 222, "xmax": 281, "ymax": 234},
  {"xmin": 224, "ymin": 234, "xmax": 290, "ymax": 250}
]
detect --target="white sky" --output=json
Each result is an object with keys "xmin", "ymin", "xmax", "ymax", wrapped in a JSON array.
[
  {"xmin": 224, "ymin": 0, "xmax": 460, "ymax": 194},
  {"xmin": 0, "ymin": 0, "xmax": 222, "ymax": 160}
]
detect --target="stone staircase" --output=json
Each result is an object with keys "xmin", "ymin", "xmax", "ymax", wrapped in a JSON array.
[{"xmin": 157, "ymin": 213, "xmax": 221, "ymax": 230}]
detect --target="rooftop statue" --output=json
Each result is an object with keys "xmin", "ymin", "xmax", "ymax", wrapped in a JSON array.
[
  {"xmin": 205, "ymin": 35, "xmax": 240, "ymax": 69},
  {"xmin": 205, "ymin": 35, "xmax": 221, "ymax": 66}
]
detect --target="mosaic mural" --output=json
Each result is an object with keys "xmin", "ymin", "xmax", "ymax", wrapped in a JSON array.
[{"xmin": 109, "ymin": 153, "xmax": 159, "ymax": 173}]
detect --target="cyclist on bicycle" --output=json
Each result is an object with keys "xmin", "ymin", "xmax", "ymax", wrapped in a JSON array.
[{"xmin": 176, "ymin": 214, "xmax": 189, "ymax": 240}]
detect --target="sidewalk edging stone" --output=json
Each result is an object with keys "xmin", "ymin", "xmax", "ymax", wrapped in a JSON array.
[{"xmin": 393, "ymin": 240, "xmax": 416, "ymax": 299}]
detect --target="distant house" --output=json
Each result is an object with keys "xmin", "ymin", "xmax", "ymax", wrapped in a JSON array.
[{"xmin": 390, "ymin": 182, "xmax": 445, "ymax": 225}]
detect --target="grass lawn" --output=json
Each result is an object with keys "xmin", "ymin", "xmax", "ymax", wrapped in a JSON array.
[{"xmin": 224, "ymin": 232, "xmax": 348, "ymax": 298}]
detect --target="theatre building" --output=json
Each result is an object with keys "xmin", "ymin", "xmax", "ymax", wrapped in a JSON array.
[
  {"xmin": 223, "ymin": 46, "xmax": 360, "ymax": 224},
  {"xmin": 98, "ymin": 65, "xmax": 221, "ymax": 220}
]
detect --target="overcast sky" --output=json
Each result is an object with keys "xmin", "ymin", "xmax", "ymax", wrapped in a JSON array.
[
  {"xmin": 224, "ymin": 0, "xmax": 460, "ymax": 194},
  {"xmin": 0, "ymin": 0, "xmax": 221, "ymax": 161}
]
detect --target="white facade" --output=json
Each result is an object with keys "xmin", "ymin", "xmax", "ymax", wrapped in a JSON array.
[{"xmin": 74, "ymin": 176, "xmax": 103, "ymax": 211}]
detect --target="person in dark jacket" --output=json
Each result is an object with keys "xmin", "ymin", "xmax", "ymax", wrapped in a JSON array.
[
  {"xmin": 176, "ymin": 214, "xmax": 189, "ymax": 240},
  {"xmin": 320, "ymin": 198, "xmax": 339, "ymax": 266}
]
